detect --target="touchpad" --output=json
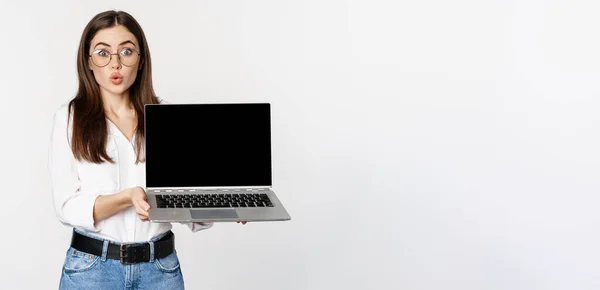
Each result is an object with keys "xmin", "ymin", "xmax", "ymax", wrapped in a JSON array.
[{"xmin": 190, "ymin": 209, "xmax": 239, "ymax": 219}]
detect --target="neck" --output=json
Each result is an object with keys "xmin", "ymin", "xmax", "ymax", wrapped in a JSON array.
[{"xmin": 101, "ymin": 89, "xmax": 133, "ymax": 117}]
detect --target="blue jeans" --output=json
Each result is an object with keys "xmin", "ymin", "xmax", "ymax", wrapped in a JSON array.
[{"xmin": 59, "ymin": 230, "xmax": 184, "ymax": 289}]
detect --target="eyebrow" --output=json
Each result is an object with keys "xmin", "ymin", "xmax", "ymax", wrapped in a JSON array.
[{"xmin": 93, "ymin": 40, "xmax": 137, "ymax": 49}]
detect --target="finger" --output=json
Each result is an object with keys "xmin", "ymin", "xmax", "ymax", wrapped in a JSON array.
[
  {"xmin": 133, "ymin": 198, "xmax": 150, "ymax": 213},
  {"xmin": 132, "ymin": 198, "xmax": 144, "ymax": 212},
  {"xmin": 136, "ymin": 208, "xmax": 149, "ymax": 216},
  {"xmin": 134, "ymin": 205, "xmax": 149, "ymax": 216},
  {"xmin": 138, "ymin": 200, "xmax": 150, "ymax": 211}
]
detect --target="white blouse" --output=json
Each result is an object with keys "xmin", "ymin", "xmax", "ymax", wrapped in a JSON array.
[{"xmin": 48, "ymin": 100, "xmax": 213, "ymax": 243}]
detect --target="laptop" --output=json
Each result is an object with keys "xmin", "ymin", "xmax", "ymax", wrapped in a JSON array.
[{"xmin": 144, "ymin": 103, "xmax": 291, "ymax": 223}]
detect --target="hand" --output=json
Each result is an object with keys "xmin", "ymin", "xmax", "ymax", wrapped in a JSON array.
[
  {"xmin": 236, "ymin": 221, "xmax": 247, "ymax": 225},
  {"xmin": 129, "ymin": 186, "xmax": 150, "ymax": 221}
]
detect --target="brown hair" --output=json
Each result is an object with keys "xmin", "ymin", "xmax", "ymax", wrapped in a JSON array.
[{"xmin": 68, "ymin": 10, "xmax": 159, "ymax": 164}]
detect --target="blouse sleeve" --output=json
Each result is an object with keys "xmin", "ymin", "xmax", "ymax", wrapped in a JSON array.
[
  {"xmin": 184, "ymin": 222, "xmax": 215, "ymax": 232},
  {"xmin": 48, "ymin": 106, "xmax": 107, "ymax": 232}
]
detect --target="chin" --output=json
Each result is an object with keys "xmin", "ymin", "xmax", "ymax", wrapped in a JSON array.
[{"xmin": 101, "ymin": 83, "xmax": 131, "ymax": 96}]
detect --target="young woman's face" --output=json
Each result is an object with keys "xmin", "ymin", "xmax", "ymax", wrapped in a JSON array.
[{"xmin": 88, "ymin": 25, "xmax": 141, "ymax": 97}]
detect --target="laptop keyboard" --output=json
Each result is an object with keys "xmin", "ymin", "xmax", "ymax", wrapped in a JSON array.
[{"xmin": 155, "ymin": 193, "xmax": 274, "ymax": 209}]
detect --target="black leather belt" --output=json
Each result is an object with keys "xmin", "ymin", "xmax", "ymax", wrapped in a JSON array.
[{"xmin": 70, "ymin": 229, "xmax": 175, "ymax": 265}]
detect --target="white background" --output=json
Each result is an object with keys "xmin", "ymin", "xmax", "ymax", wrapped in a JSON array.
[{"xmin": 0, "ymin": 0, "xmax": 599, "ymax": 289}]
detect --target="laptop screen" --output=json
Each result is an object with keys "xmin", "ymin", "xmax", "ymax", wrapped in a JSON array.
[{"xmin": 144, "ymin": 103, "xmax": 272, "ymax": 188}]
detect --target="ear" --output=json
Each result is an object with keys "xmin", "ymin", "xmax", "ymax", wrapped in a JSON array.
[{"xmin": 138, "ymin": 58, "xmax": 144, "ymax": 71}]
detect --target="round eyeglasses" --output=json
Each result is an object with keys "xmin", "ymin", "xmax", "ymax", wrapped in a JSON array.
[{"xmin": 89, "ymin": 48, "xmax": 141, "ymax": 67}]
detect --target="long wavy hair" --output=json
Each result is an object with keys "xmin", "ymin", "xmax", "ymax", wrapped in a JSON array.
[{"xmin": 68, "ymin": 10, "xmax": 159, "ymax": 164}]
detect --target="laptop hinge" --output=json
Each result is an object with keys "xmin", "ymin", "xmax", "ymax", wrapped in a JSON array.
[{"xmin": 146, "ymin": 187, "xmax": 271, "ymax": 192}]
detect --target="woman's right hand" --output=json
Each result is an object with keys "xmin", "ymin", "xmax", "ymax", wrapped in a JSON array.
[{"xmin": 128, "ymin": 186, "xmax": 150, "ymax": 221}]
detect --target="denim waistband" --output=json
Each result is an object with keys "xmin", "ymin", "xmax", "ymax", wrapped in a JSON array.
[{"xmin": 72, "ymin": 228, "xmax": 172, "ymax": 245}]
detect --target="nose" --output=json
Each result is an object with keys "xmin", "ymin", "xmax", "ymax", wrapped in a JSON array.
[{"xmin": 110, "ymin": 54, "xmax": 121, "ymax": 69}]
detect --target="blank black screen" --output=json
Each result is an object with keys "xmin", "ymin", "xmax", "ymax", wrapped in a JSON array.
[{"xmin": 145, "ymin": 103, "xmax": 272, "ymax": 187}]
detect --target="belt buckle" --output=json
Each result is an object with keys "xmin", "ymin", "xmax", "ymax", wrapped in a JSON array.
[{"xmin": 119, "ymin": 243, "xmax": 135, "ymax": 265}]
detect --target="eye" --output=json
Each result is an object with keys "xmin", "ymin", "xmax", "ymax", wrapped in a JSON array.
[
  {"xmin": 93, "ymin": 49, "xmax": 110, "ymax": 57},
  {"xmin": 120, "ymin": 48, "xmax": 134, "ymax": 56}
]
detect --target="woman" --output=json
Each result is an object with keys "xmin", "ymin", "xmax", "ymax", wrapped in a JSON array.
[{"xmin": 48, "ymin": 10, "xmax": 242, "ymax": 289}]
